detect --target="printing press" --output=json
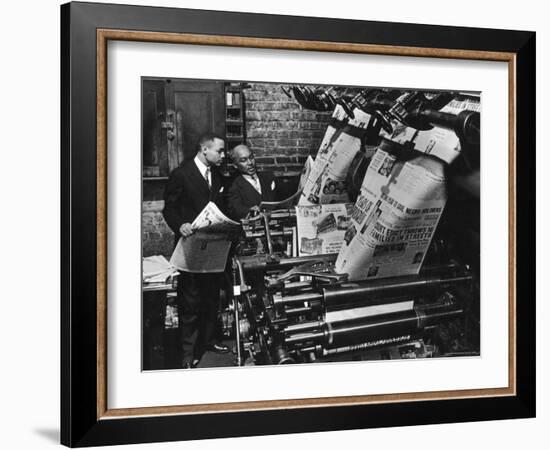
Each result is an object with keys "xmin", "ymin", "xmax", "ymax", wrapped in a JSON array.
[{"xmin": 225, "ymin": 88, "xmax": 481, "ymax": 366}]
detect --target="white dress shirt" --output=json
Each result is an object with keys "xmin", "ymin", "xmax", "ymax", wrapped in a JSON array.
[
  {"xmin": 243, "ymin": 173, "xmax": 262, "ymax": 194},
  {"xmin": 194, "ymin": 155, "xmax": 211, "ymax": 187}
]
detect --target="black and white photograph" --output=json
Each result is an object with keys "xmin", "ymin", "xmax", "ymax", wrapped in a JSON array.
[{"xmin": 141, "ymin": 78, "xmax": 481, "ymax": 370}]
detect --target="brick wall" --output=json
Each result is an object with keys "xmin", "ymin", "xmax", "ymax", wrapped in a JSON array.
[
  {"xmin": 244, "ymin": 83, "xmax": 332, "ymax": 176},
  {"xmin": 142, "ymin": 201, "xmax": 174, "ymax": 258}
]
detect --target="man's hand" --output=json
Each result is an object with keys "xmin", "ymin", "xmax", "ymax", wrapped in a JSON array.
[{"xmin": 179, "ymin": 223, "xmax": 194, "ymax": 238}]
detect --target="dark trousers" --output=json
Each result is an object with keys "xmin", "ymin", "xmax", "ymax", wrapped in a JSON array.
[{"xmin": 176, "ymin": 271, "xmax": 222, "ymax": 363}]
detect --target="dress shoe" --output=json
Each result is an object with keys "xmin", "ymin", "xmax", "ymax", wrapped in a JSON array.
[
  {"xmin": 206, "ymin": 342, "xmax": 230, "ymax": 354},
  {"xmin": 182, "ymin": 359, "xmax": 200, "ymax": 369}
]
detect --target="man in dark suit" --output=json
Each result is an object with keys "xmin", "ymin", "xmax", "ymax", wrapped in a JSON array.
[
  {"xmin": 163, "ymin": 133, "xmax": 230, "ymax": 369},
  {"xmin": 227, "ymin": 145, "xmax": 276, "ymax": 220}
]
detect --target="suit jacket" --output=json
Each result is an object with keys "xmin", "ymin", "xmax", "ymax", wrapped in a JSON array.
[
  {"xmin": 227, "ymin": 172, "xmax": 276, "ymax": 220},
  {"xmin": 162, "ymin": 160, "xmax": 225, "ymax": 238}
]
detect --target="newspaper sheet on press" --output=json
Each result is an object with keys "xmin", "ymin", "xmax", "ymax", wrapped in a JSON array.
[
  {"xmin": 299, "ymin": 106, "xmax": 374, "ymax": 206},
  {"xmin": 295, "ymin": 203, "xmax": 353, "ymax": 256},
  {"xmin": 335, "ymin": 96, "xmax": 480, "ymax": 280},
  {"xmin": 335, "ymin": 145, "xmax": 448, "ymax": 280}
]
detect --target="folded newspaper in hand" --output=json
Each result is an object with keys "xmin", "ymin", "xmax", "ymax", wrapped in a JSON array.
[
  {"xmin": 191, "ymin": 201, "xmax": 240, "ymax": 231},
  {"xmin": 170, "ymin": 202, "xmax": 239, "ymax": 273}
]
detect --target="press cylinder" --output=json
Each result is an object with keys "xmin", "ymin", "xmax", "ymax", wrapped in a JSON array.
[
  {"xmin": 277, "ymin": 274, "xmax": 472, "ymax": 309},
  {"xmin": 284, "ymin": 300, "xmax": 463, "ymax": 348}
]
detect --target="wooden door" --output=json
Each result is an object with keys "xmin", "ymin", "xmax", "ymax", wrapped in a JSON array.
[
  {"xmin": 142, "ymin": 78, "xmax": 225, "ymax": 178},
  {"xmin": 142, "ymin": 79, "xmax": 168, "ymax": 177},
  {"xmin": 167, "ymin": 79, "xmax": 225, "ymax": 164}
]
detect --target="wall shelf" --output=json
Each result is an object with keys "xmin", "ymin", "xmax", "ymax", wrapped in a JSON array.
[{"xmin": 224, "ymin": 83, "xmax": 246, "ymax": 151}]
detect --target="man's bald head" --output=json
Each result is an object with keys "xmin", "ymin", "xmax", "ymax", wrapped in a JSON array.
[
  {"xmin": 230, "ymin": 145, "xmax": 257, "ymax": 176},
  {"xmin": 230, "ymin": 145, "xmax": 250, "ymax": 161}
]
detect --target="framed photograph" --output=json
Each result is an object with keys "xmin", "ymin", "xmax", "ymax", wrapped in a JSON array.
[{"xmin": 61, "ymin": 1, "xmax": 535, "ymax": 447}]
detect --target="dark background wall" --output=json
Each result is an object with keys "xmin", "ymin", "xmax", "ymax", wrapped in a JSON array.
[{"xmin": 142, "ymin": 82, "xmax": 332, "ymax": 257}]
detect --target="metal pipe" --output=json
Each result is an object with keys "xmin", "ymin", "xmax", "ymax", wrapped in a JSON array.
[
  {"xmin": 284, "ymin": 300, "xmax": 463, "ymax": 348},
  {"xmin": 323, "ymin": 275, "xmax": 471, "ymax": 309},
  {"xmin": 285, "ymin": 329, "xmax": 326, "ymax": 346},
  {"xmin": 231, "ymin": 266, "xmax": 243, "ymax": 366},
  {"xmin": 285, "ymin": 306, "xmax": 313, "ymax": 317},
  {"xmin": 271, "ymin": 263, "xmax": 462, "ymax": 295},
  {"xmin": 284, "ymin": 281, "xmax": 313, "ymax": 291},
  {"xmin": 234, "ymin": 257, "xmax": 248, "ymax": 294},
  {"xmin": 277, "ymin": 291, "xmax": 323, "ymax": 306},
  {"xmin": 284, "ymin": 321, "xmax": 324, "ymax": 335},
  {"xmin": 233, "ymin": 295, "xmax": 242, "ymax": 366},
  {"xmin": 277, "ymin": 263, "xmax": 459, "ymax": 290},
  {"xmin": 420, "ymin": 109, "xmax": 480, "ymax": 145},
  {"xmin": 279, "ymin": 274, "xmax": 472, "ymax": 308},
  {"xmin": 262, "ymin": 212, "xmax": 274, "ymax": 256}
]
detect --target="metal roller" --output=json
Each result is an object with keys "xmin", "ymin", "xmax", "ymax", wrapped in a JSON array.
[
  {"xmin": 275, "ymin": 274, "xmax": 472, "ymax": 309},
  {"xmin": 284, "ymin": 298, "xmax": 463, "ymax": 349}
]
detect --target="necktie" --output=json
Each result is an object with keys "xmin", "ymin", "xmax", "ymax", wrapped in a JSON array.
[
  {"xmin": 251, "ymin": 175, "xmax": 261, "ymax": 193},
  {"xmin": 204, "ymin": 167, "xmax": 211, "ymax": 189}
]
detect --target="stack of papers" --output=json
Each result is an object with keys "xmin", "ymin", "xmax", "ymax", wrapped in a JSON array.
[{"xmin": 143, "ymin": 255, "xmax": 178, "ymax": 283}]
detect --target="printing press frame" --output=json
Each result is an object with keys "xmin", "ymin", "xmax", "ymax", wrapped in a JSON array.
[{"xmin": 230, "ymin": 245, "xmax": 479, "ymax": 366}]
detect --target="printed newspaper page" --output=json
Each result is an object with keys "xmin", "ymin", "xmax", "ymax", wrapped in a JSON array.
[
  {"xmin": 296, "ymin": 203, "xmax": 353, "ymax": 256},
  {"xmin": 170, "ymin": 202, "xmax": 239, "ymax": 273},
  {"xmin": 298, "ymin": 155, "xmax": 314, "ymax": 191},
  {"xmin": 299, "ymin": 107, "xmax": 373, "ymax": 206},
  {"xmin": 335, "ymin": 148, "xmax": 447, "ymax": 280}
]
